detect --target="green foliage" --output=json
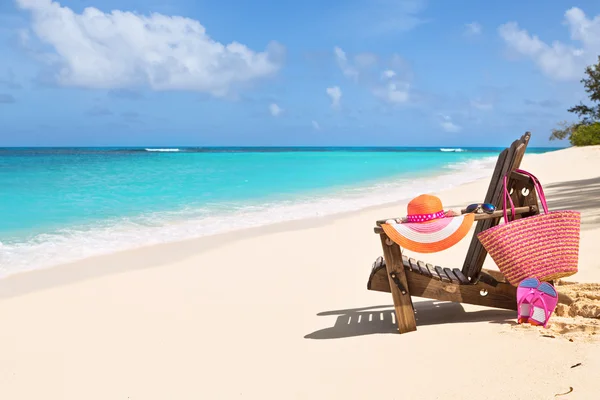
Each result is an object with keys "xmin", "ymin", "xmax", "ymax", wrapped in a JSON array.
[
  {"xmin": 570, "ymin": 122, "xmax": 600, "ymax": 146},
  {"xmin": 549, "ymin": 121, "xmax": 578, "ymax": 141},
  {"xmin": 550, "ymin": 55, "xmax": 600, "ymax": 145},
  {"xmin": 568, "ymin": 55, "xmax": 600, "ymax": 124}
]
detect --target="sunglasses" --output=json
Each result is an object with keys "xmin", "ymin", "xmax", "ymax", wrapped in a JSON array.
[{"xmin": 465, "ymin": 203, "xmax": 496, "ymax": 214}]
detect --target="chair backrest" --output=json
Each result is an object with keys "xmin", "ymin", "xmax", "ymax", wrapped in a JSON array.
[{"xmin": 460, "ymin": 132, "xmax": 532, "ymax": 280}]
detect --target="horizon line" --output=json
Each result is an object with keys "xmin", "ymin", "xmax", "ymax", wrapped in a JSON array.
[{"xmin": 0, "ymin": 145, "xmax": 568, "ymax": 149}]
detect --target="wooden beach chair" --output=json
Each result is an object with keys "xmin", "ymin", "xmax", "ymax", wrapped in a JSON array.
[{"xmin": 367, "ymin": 132, "xmax": 540, "ymax": 333}]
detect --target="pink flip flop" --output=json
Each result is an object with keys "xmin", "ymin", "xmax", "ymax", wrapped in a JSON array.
[
  {"xmin": 516, "ymin": 278, "xmax": 540, "ymax": 324},
  {"xmin": 529, "ymin": 282, "xmax": 559, "ymax": 329}
]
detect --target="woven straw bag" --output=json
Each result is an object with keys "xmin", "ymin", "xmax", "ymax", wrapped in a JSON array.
[{"xmin": 476, "ymin": 169, "xmax": 581, "ymax": 286}]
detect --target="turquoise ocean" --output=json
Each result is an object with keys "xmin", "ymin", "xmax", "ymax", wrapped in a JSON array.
[{"xmin": 0, "ymin": 146, "xmax": 559, "ymax": 276}]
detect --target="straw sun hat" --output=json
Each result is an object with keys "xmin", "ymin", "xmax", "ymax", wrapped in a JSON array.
[{"xmin": 381, "ymin": 194, "xmax": 475, "ymax": 253}]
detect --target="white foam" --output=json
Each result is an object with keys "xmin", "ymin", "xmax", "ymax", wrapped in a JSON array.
[
  {"xmin": 144, "ymin": 148, "xmax": 180, "ymax": 152},
  {"xmin": 440, "ymin": 148, "xmax": 466, "ymax": 152},
  {"xmin": 0, "ymin": 156, "xmax": 497, "ymax": 278}
]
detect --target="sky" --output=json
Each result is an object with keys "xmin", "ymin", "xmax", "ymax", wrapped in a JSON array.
[{"xmin": 0, "ymin": 0, "xmax": 599, "ymax": 147}]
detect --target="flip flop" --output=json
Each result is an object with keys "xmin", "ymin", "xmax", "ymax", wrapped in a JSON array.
[
  {"xmin": 516, "ymin": 278, "xmax": 540, "ymax": 324},
  {"xmin": 529, "ymin": 282, "xmax": 559, "ymax": 329}
]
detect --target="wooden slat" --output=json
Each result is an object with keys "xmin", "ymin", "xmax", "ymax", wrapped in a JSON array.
[
  {"xmin": 485, "ymin": 144, "xmax": 513, "ymax": 211},
  {"xmin": 370, "ymin": 265, "xmax": 510, "ymax": 292},
  {"xmin": 410, "ymin": 259, "xmax": 429, "ymax": 276},
  {"xmin": 367, "ymin": 256, "xmax": 386, "ymax": 291},
  {"xmin": 380, "ymin": 234, "xmax": 417, "ymax": 333},
  {"xmin": 426, "ymin": 263, "xmax": 441, "ymax": 280},
  {"xmin": 417, "ymin": 261, "xmax": 432, "ymax": 277},
  {"xmin": 367, "ymin": 264, "xmax": 517, "ymax": 310},
  {"xmin": 462, "ymin": 132, "xmax": 531, "ymax": 278},
  {"xmin": 452, "ymin": 268, "xmax": 470, "ymax": 285},
  {"xmin": 435, "ymin": 266, "xmax": 451, "ymax": 283},
  {"xmin": 368, "ymin": 261, "xmax": 391, "ymax": 291},
  {"xmin": 368, "ymin": 256, "xmax": 506, "ymax": 288},
  {"xmin": 402, "ymin": 255, "xmax": 410, "ymax": 269},
  {"xmin": 443, "ymin": 268, "xmax": 460, "ymax": 284},
  {"xmin": 511, "ymin": 133, "xmax": 530, "ymax": 171},
  {"xmin": 409, "ymin": 258, "xmax": 429, "ymax": 276},
  {"xmin": 373, "ymin": 256, "xmax": 384, "ymax": 269},
  {"xmin": 408, "ymin": 258, "xmax": 420, "ymax": 273},
  {"xmin": 461, "ymin": 146, "xmax": 510, "ymax": 277}
]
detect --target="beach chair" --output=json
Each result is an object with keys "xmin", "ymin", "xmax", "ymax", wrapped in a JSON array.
[{"xmin": 367, "ymin": 132, "xmax": 540, "ymax": 333}]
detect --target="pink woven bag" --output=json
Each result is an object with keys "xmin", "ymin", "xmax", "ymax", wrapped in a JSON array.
[{"xmin": 476, "ymin": 169, "xmax": 581, "ymax": 286}]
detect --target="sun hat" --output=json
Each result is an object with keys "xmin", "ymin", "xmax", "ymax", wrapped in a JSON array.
[{"xmin": 381, "ymin": 194, "xmax": 475, "ymax": 253}]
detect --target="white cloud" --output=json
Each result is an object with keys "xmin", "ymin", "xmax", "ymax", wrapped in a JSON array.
[
  {"xmin": 326, "ymin": 86, "xmax": 342, "ymax": 108},
  {"xmin": 464, "ymin": 22, "xmax": 482, "ymax": 36},
  {"xmin": 333, "ymin": 47, "xmax": 359, "ymax": 81},
  {"xmin": 382, "ymin": 69, "xmax": 396, "ymax": 79},
  {"xmin": 373, "ymin": 68, "xmax": 409, "ymax": 104},
  {"xmin": 373, "ymin": 82, "xmax": 410, "ymax": 104},
  {"xmin": 16, "ymin": 0, "xmax": 284, "ymax": 96},
  {"xmin": 498, "ymin": 7, "xmax": 600, "ymax": 81},
  {"xmin": 333, "ymin": 47, "xmax": 384, "ymax": 82},
  {"xmin": 333, "ymin": 46, "xmax": 413, "ymax": 105},
  {"xmin": 312, "ymin": 120, "xmax": 321, "ymax": 130},
  {"xmin": 269, "ymin": 103, "xmax": 282, "ymax": 117},
  {"xmin": 439, "ymin": 115, "xmax": 461, "ymax": 132}
]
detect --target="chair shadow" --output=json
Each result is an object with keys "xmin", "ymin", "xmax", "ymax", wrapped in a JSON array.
[{"xmin": 304, "ymin": 301, "xmax": 516, "ymax": 340}]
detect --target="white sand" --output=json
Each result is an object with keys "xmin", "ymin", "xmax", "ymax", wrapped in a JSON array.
[{"xmin": 1, "ymin": 145, "xmax": 599, "ymax": 400}]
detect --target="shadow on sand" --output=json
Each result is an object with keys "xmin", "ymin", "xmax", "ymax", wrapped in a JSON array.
[
  {"xmin": 543, "ymin": 177, "xmax": 600, "ymax": 228},
  {"xmin": 304, "ymin": 176, "xmax": 599, "ymax": 340},
  {"xmin": 304, "ymin": 301, "xmax": 515, "ymax": 339}
]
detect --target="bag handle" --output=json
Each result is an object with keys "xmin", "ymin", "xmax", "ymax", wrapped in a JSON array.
[
  {"xmin": 502, "ymin": 168, "xmax": 549, "ymax": 224},
  {"xmin": 502, "ymin": 175, "xmax": 516, "ymax": 223},
  {"xmin": 514, "ymin": 168, "xmax": 549, "ymax": 213}
]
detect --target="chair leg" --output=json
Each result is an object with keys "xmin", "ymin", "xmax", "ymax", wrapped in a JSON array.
[{"xmin": 380, "ymin": 234, "xmax": 417, "ymax": 334}]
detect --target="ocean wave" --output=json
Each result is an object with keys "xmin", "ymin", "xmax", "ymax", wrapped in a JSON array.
[
  {"xmin": 0, "ymin": 156, "xmax": 497, "ymax": 278},
  {"xmin": 440, "ymin": 148, "xmax": 466, "ymax": 152},
  {"xmin": 443, "ymin": 156, "xmax": 497, "ymax": 170},
  {"xmin": 144, "ymin": 148, "xmax": 180, "ymax": 152}
]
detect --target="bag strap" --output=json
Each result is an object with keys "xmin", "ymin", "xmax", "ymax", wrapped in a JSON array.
[
  {"xmin": 514, "ymin": 169, "xmax": 549, "ymax": 213},
  {"xmin": 502, "ymin": 175, "xmax": 516, "ymax": 223},
  {"xmin": 502, "ymin": 169, "xmax": 549, "ymax": 223}
]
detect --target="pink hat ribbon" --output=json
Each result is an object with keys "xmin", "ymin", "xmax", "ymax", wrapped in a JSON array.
[{"xmin": 405, "ymin": 210, "xmax": 445, "ymax": 223}]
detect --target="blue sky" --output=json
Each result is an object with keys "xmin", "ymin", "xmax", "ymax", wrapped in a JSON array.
[{"xmin": 0, "ymin": 0, "xmax": 599, "ymax": 147}]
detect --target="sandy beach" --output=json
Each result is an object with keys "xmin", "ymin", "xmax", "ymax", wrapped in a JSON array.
[{"xmin": 0, "ymin": 145, "xmax": 599, "ymax": 400}]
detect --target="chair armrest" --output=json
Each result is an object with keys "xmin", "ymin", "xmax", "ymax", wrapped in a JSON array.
[
  {"xmin": 460, "ymin": 205, "xmax": 537, "ymax": 220},
  {"xmin": 373, "ymin": 205, "xmax": 537, "ymax": 233}
]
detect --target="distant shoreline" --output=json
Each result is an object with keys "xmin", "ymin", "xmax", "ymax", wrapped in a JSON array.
[{"xmin": 0, "ymin": 145, "xmax": 567, "ymax": 151}]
